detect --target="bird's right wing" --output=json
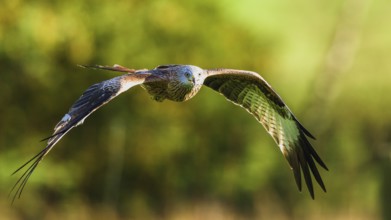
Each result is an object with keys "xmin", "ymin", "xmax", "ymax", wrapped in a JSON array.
[
  {"xmin": 204, "ymin": 68, "xmax": 327, "ymax": 199},
  {"xmin": 11, "ymin": 66, "xmax": 159, "ymax": 203}
]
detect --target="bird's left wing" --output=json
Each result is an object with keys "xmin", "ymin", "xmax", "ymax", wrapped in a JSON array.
[
  {"xmin": 204, "ymin": 68, "xmax": 328, "ymax": 199},
  {"xmin": 10, "ymin": 67, "xmax": 159, "ymax": 203}
]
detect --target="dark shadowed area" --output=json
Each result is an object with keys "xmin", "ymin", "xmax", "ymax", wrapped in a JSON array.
[{"xmin": 1, "ymin": 0, "xmax": 390, "ymax": 219}]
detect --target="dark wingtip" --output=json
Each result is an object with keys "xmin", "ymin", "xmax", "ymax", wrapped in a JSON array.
[
  {"xmin": 300, "ymin": 134, "xmax": 328, "ymax": 199},
  {"xmin": 292, "ymin": 116, "xmax": 316, "ymax": 140},
  {"xmin": 284, "ymin": 129, "xmax": 328, "ymax": 199},
  {"xmin": 299, "ymin": 123, "xmax": 316, "ymax": 140},
  {"xmin": 40, "ymin": 131, "xmax": 64, "ymax": 143},
  {"xmin": 40, "ymin": 135, "xmax": 53, "ymax": 142},
  {"xmin": 322, "ymin": 163, "xmax": 329, "ymax": 171},
  {"xmin": 9, "ymin": 147, "xmax": 49, "ymax": 205},
  {"xmin": 284, "ymin": 151, "xmax": 303, "ymax": 192},
  {"xmin": 299, "ymin": 151, "xmax": 315, "ymax": 199}
]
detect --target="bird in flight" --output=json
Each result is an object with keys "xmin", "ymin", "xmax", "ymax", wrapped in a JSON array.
[{"xmin": 11, "ymin": 64, "xmax": 327, "ymax": 202}]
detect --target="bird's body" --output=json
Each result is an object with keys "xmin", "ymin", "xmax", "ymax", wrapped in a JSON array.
[
  {"xmin": 11, "ymin": 64, "xmax": 328, "ymax": 202},
  {"xmin": 140, "ymin": 65, "xmax": 205, "ymax": 102}
]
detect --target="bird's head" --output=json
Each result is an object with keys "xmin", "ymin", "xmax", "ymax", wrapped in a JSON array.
[
  {"xmin": 161, "ymin": 65, "xmax": 205, "ymax": 102},
  {"xmin": 177, "ymin": 65, "xmax": 204, "ymax": 86}
]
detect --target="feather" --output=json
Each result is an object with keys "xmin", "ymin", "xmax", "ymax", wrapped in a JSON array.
[
  {"xmin": 10, "ymin": 70, "xmax": 159, "ymax": 202},
  {"xmin": 204, "ymin": 69, "xmax": 327, "ymax": 198},
  {"xmin": 12, "ymin": 64, "xmax": 327, "ymax": 202}
]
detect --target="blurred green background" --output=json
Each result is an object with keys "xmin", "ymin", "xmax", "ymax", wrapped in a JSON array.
[{"xmin": 1, "ymin": 0, "xmax": 390, "ymax": 219}]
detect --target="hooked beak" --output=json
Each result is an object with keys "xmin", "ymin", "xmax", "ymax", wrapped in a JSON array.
[{"xmin": 190, "ymin": 75, "xmax": 195, "ymax": 84}]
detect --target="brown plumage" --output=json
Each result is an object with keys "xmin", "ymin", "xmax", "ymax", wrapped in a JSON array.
[{"xmin": 11, "ymin": 64, "xmax": 327, "ymax": 203}]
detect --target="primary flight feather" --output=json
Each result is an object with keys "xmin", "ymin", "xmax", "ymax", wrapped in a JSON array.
[{"xmin": 11, "ymin": 64, "xmax": 327, "ymax": 202}]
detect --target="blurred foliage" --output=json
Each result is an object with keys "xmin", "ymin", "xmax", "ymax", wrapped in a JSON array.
[{"xmin": 1, "ymin": 0, "xmax": 390, "ymax": 219}]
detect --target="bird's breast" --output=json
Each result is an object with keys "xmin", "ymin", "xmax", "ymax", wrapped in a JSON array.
[{"xmin": 166, "ymin": 80, "xmax": 199, "ymax": 102}]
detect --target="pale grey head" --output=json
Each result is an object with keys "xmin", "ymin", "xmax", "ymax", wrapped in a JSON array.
[
  {"xmin": 170, "ymin": 65, "xmax": 206, "ymax": 100},
  {"xmin": 142, "ymin": 64, "xmax": 206, "ymax": 102}
]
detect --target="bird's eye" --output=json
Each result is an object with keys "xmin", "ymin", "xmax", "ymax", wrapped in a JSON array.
[{"xmin": 185, "ymin": 72, "xmax": 191, "ymax": 78}]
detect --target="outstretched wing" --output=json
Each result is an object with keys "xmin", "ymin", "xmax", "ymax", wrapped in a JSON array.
[
  {"xmin": 10, "ymin": 66, "xmax": 159, "ymax": 203},
  {"xmin": 204, "ymin": 68, "xmax": 328, "ymax": 199}
]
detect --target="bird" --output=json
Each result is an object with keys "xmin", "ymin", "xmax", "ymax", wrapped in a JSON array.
[{"xmin": 11, "ymin": 64, "xmax": 328, "ymax": 202}]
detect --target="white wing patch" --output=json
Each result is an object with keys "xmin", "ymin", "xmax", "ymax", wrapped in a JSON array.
[
  {"xmin": 117, "ymin": 74, "xmax": 149, "ymax": 95},
  {"xmin": 60, "ymin": 114, "xmax": 71, "ymax": 122}
]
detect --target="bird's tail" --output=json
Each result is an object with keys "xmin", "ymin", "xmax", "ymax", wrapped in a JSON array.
[{"xmin": 78, "ymin": 64, "xmax": 140, "ymax": 73}]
